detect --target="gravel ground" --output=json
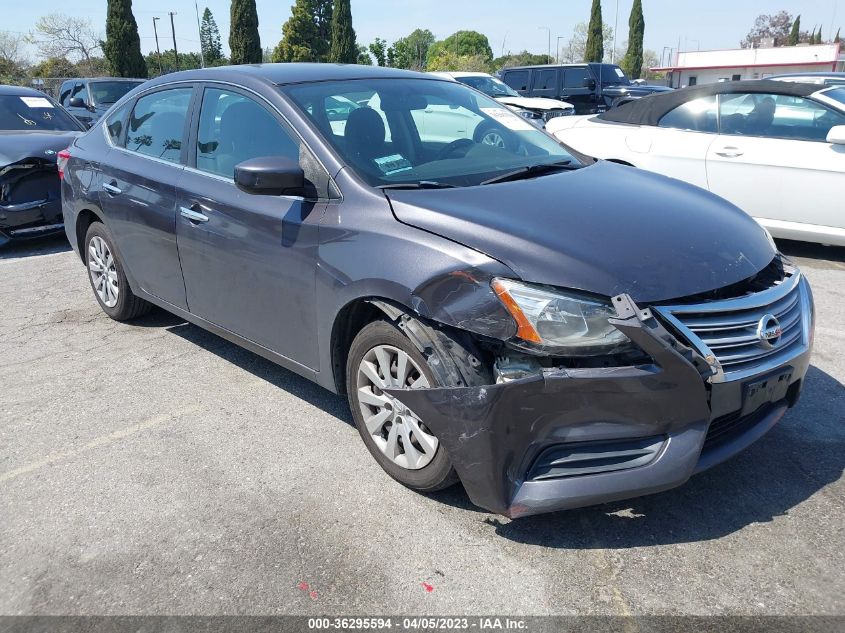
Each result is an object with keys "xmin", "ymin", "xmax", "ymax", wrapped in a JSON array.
[{"xmin": 0, "ymin": 235, "xmax": 843, "ymax": 616}]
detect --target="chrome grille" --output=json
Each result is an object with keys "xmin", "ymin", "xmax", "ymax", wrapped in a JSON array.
[
  {"xmin": 655, "ymin": 270, "xmax": 809, "ymax": 381},
  {"xmin": 543, "ymin": 108, "xmax": 574, "ymax": 122}
]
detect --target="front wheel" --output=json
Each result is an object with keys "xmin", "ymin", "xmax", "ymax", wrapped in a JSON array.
[{"xmin": 346, "ymin": 320, "xmax": 457, "ymax": 491}]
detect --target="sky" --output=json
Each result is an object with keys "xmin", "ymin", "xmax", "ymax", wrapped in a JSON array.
[{"xmin": 2, "ymin": 0, "xmax": 842, "ymax": 63}]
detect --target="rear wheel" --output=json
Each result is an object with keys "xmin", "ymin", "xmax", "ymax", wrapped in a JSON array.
[
  {"xmin": 346, "ymin": 320, "xmax": 457, "ymax": 491},
  {"xmin": 85, "ymin": 222, "xmax": 151, "ymax": 321}
]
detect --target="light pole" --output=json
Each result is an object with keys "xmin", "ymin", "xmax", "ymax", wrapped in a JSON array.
[
  {"xmin": 538, "ymin": 26, "xmax": 551, "ymax": 63},
  {"xmin": 169, "ymin": 12, "xmax": 178, "ymax": 71},
  {"xmin": 556, "ymin": 36, "xmax": 565, "ymax": 64},
  {"xmin": 152, "ymin": 17, "xmax": 162, "ymax": 75},
  {"xmin": 194, "ymin": 0, "xmax": 205, "ymax": 68},
  {"xmin": 611, "ymin": 0, "xmax": 620, "ymax": 63}
]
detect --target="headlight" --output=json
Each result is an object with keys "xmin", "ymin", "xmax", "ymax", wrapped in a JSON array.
[
  {"xmin": 492, "ymin": 278, "xmax": 634, "ymax": 355},
  {"xmin": 514, "ymin": 108, "xmax": 542, "ymax": 120}
]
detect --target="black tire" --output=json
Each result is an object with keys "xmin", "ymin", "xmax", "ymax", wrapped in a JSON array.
[
  {"xmin": 84, "ymin": 222, "xmax": 152, "ymax": 321},
  {"xmin": 346, "ymin": 320, "xmax": 459, "ymax": 492}
]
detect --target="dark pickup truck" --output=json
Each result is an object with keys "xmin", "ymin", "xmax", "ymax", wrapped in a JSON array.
[{"xmin": 500, "ymin": 63, "xmax": 672, "ymax": 115}]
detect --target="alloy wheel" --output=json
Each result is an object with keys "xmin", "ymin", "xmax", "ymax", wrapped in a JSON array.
[
  {"xmin": 88, "ymin": 235, "xmax": 119, "ymax": 308},
  {"xmin": 481, "ymin": 130, "xmax": 506, "ymax": 148},
  {"xmin": 355, "ymin": 344, "xmax": 438, "ymax": 470}
]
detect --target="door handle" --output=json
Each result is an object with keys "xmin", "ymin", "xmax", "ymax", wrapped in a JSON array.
[
  {"xmin": 179, "ymin": 206, "xmax": 209, "ymax": 223},
  {"xmin": 102, "ymin": 182, "xmax": 122, "ymax": 196},
  {"xmin": 715, "ymin": 147, "xmax": 744, "ymax": 158}
]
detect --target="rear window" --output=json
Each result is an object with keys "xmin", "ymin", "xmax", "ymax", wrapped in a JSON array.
[
  {"xmin": 0, "ymin": 94, "xmax": 82, "ymax": 131},
  {"xmin": 502, "ymin": 70, "xmax": 530, "ymax": 92},
  {"xmin": 90, "ymin": 81, "xmax": 143, "ymax": 106}
]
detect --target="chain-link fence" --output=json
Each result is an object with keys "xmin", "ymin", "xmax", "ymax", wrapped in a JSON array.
[{"xmin": 1, "ymin": 76, "xmax": 67, "ymax": 99}]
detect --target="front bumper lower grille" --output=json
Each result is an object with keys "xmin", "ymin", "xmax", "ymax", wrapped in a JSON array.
[
  {"xmin": 655, "ymin": 269, "xmax": 811, "ymax": 381},
  {"xmin": 543, "ymin": 108, "xmax": 574, "ymax": 122}
]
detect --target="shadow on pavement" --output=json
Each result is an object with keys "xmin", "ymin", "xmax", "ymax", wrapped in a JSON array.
[
  {"xmin": 485, "ymin": 364, "xmax": 844, "ymax": 547},
  {"xmin": 776, "ymin": 239, "xmax": 845, "ymax": 266},
  {"xmin": 0, "ymin": 234, "xmax": 71, "ymax": 259}
]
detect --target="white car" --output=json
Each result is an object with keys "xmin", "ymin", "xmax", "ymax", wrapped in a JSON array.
[
  {"xmin": 546, "ymin": 80, "xmax": 845, "ymax": 246},
  {"xmin": 429, "ymin": 72, "xmax": 575, "ymax": 127}
]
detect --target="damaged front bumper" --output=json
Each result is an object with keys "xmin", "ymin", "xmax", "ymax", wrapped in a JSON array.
[
  {"xmin": 386, "ymin": 288, "xmax": 812, "ymax": 518},
  {"xmin": 0, "ymin": 160, "xmax": 64, "ymax": 240}
]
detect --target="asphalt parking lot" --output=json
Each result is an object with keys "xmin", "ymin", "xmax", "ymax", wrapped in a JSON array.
[{"xmin": 1, "ymin": 235, "xmax": 843, "ymax": 616}]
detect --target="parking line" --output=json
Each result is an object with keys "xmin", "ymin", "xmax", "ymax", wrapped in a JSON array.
[{"xmin": 0, "ymin": 405, "xmax": 202, "ymax": 485}]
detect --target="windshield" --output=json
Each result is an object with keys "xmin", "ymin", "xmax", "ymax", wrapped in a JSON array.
[
  {"xmin": 821, "ymin": 87, "xmax": 845, "ymax": 107},
  {"xmin": 455, "ymin": 75, "xmax": 520, "ymax": 98},
  {"xmin": 283, "ymin": 78, "xmax": 580, "ymax": 187},
  {"xmin": 90, "ymin": 81, "xmax": 143, "ymax": 106},
  {"xmin": 0, "ymin": 95, "xmax": 82, "ymax": 131},
  {"xmin": 596, "ymin": 64, "xmax": 630, "ymax": 86}
]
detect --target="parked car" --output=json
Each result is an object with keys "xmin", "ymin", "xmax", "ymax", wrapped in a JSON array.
[
  {"xmin": 767, "ymin": 72, "xmax": 845, "ymax": 87},
  {"xmin": 500, "ymin": 63, "xmax": 672, "ymax": 114},
  {"xmin": 62, "ymin": 64, "xmax": 813, "ymax": 518},
  {"xmin": 0, "ymin": 85, "xmax": 84, "ymax": 242},
  {"xmin": 430, "ymin": 71, "xmax": 574, "ymax": 126},
  {"xmin": 59, "ymin": 77, "xmax": 146, "ymax": 127},
  {"xmin": 545, "ymin": 80, "xmax": 845, "ymax": 246}
]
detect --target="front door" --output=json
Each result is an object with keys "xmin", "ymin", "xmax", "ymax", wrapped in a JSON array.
[
  {"xmin": 707, "ymin": 91, "xmax": 845, "ymax": 231},
  {"xmin": 175, "ymin": 86, "xmax": 323, "ymax": 368},
  {"xmin": 97, "ymin": 85, "xmax": 194, "ymax": 310}
]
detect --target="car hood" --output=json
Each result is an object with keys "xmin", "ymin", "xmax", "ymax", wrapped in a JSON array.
[
  {"xmin": 385, "ymin": 161, "xmax": 774, "ymax": 303},
  {"xmin": 0, "ymin": 130, "xmax": 81, "ymax": 165},
  {"xmin": 495, "ymin": 95, "xmax": 574, "ymax": 110}
]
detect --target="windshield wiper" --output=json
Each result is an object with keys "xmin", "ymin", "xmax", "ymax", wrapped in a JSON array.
[
  {"xmin": 481, "ymin": 160, "xmax": 576, "ymax": 185},
  {"xmin": 377, "ymin": 181, "xmax": 458, "ymax": 190}
]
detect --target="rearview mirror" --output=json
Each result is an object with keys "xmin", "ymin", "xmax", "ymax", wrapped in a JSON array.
[
  {"xmin": 69, "ymin": 97, "xmax": 87, "ymax": 108},
  {"xmin": 826, "ymin": 125, "xmax": 845, "ymax": 145},
  {"xmin": 234, "ymin": 156, "xmax": 304, "ymax": 196}
]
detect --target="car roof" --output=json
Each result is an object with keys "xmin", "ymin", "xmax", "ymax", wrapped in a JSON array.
[
  {"xmin": 502, "ymin": 63, "xmax": 608, "ymax": 71},
  {"xmin": 142, "ymin": 63, "xmax": 434, "ymax": 90},
  {"xmin": 598, "ymin": 79, "xmax": 826, "ymax": 126},
  {"xmin": 0, "ymin": 84, "xmax": 53, "ymax": 97}
]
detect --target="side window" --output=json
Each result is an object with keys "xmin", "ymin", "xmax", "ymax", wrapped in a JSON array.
[
  {"xmin": 564, "ymin": 67, "xmax": 592, "ymax": 90},
  {"xmin": 658, "ymin": 95, "xmax": 718, "ymax": 133},
  {"xmin": 71, "ymin": 83, "xmax": 89, "ymax": 104},
  {"xmin": 195, "ymin": 88, "xmax": 300, "ymax": 179},
  {"xmin": 719, "ymin": 92, "xmax": 845, "ymax": 140},
  {"xmin": 126, "ymin": 87, "xmax": 192, "ymax": 163},
  {"xmin": 503, "ymin": 70, "xmax": 530, "ymax": 92},
  {"xmin": 532, "ymin": 69, "xmax": 559, "ymax": 94},
  {"xmin": 59, "ymin": 83, "xmax": 72, "ymax": 107},
  {"xmin": 105, "ymin": 102, "xmax": 131, "ymax": 145}
]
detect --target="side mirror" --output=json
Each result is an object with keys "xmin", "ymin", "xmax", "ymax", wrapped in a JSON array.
[
  {"xmin": 584, "ymin": 78, "xmax": 597, "ymax": 90},
  {"xmin": 826, "ymin": 125, "xmax": 845, "ymax": 145},
  {"xmin": 234, "ymin": 156, "xmax": 304, "ymax": 196},
  {"xmin": 68, "ymin": 97, "xmax": 87, "ymax": 108}
]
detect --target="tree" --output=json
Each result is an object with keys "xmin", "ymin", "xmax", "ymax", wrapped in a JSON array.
[
  {"xmin": 368, "ymin": 38, "xmax": 388, "ymax": 66},
  {"xmin": 200, "ymin": 8, "xmax": 224, "ymax": 64},
  {"xmin": 426, "ymin": 51, "xmax": 492, "ymax": 72},
  {"xmin": 313, "ymin": 0, "xmax": 333, "ymax": 61},
  {"xmin": 584, "ymin": 0, "xmax": 604, "ymax": 62},
  {"xmin": 560, "ymin": 22, "xmax": 613, "ymax": 64},
  {"xmin": 493, "ymin": 51, "xmax": 552, "ymax": 70},
  {"xmin": 392, "ymin": 29, "xmax": 436, "ymax": 70},
  {"xmin": 426, "ymin": 31, "xmax": 493, "ymax": 68},
  {"xmin": 274, "ymin": 0, "xmax": 319, "ymax": 62},
  {"xmin": 620, "ymin": 0, "xmax": 644, "ymax": 79},
  {"xmin": 230, "ymin": 0, "xmax": 262, "ymax": 64},
  {"xmin": 356, "ymin": 45, "xmax": 372, "ymax": 65},
  {"xmin": 641, "ymin": 49, "xmax": 663, "ymax": 81},
  {"xmin": 103, "ymin": 1, "xmax": 147, "ymax": 78},
  {"xmin": 0, "ymin": 31, "xmax": 28, "ymax": 69},
  {"xmin": 30, "ymin": 14, "xmax": 103, "ymax": 76},
  {"xmin": 816, "ymin": 27, "xmax": 823, "ymax": 44},
  {"xmin": 741, "ymin": 11, "xmax": 793, "ymax": 48},
  {"xmin": 330, "ymin": 0, "xmax": 357, "ymax": 63},
  {"xmin": 788, "ymin": 15, "xmax": 801, "ymax": 46},
  {"xmin": 30, "ymin": 56, "xmax": 77, "ymax": 78},
  {"xmin": 146, "ymin": 49, "xmax": 203, "ymax": 75},
  {"xmin": 835, "ymin": 28, "xmax": 841, "ymax": 44}
]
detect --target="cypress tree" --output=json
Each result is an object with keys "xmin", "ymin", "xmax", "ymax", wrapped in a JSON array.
[
  {"xmin": 835, "ymin": 28, "xmax": 841, "ymax": 44},
  {"xmin": 200, "ymin": 8, "xmax": 224, "ymax": 64},
  {"xmin": 103, "ymin": 0, "xmax": 147, "ymax": 77},
  {"xmin": 273, "ymin": 0, "xmax": 319, "ymax": 62},
  {"xmin": 809, "ymin": 26, "xmax": 817, "ymax": 45},
  {"xmin": 229, "ymin": 0, "xmax": 262, "ymax": 64},
  {"xmin": 621, "ymin": 0, "xmax": 644, "ymax": 79},
  {"xmin": 584, "ymin": 0, "xmax": 604, "ymax": 63},
  {"xmin": 313, "ymin": 0, "xmax": 333, "ymax": 61},
  {"xmin": 817, "ymin": 27, "xmax": 823, "ymax": 44},
  {"xmin": 788, "ymin": 15, "xmax": 800, "ymax": 46},
  {"xmin": 330, "ymin": 0, "xmax": 357, "ymax": 63}
]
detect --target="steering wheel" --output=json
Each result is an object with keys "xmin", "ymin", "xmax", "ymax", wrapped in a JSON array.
[{"xmin": 435, "ymin": 137, "xmax": 475, "ymax": 160}]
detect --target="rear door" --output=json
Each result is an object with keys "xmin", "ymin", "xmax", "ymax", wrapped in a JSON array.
[
  {"xmin": 529, "ymin": 68, "xmax": 560, "ymax": 99},
  {"xmin": 561, "ymin": 67, "xmax": 595, "ymax": 114},
  {"xmin": 97, "ymin": 84, "xmax": 195, "ymax": 310},
  {"xmin": 706, "ymin": 92, "xmax": 845, "ymax": 231},
  {"xmin": 501, "ymin": 69, "xmax": 531, "ymax": 96},
  {"xmin": 175, "ymin": 85, "xmax": 326, "ymax": 368}
]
